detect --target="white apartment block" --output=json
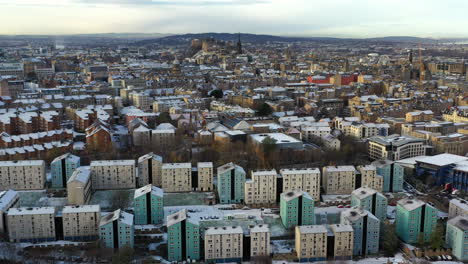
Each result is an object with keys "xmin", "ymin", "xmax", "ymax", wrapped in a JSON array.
[
  {"xmin": 250, "ymin": 224, "xmax": 271, "ymax": 258},
  {"xmin": 245, "ymin": 169, "xmax": 277, "ymax": 205},
  {"xmin": 0, "ymin": 160, "xmax": 46, "ymax": 190},
  {"xmin": 161, "ymin": 163, "xmax": 192, "ymax": 192},
  {"xmin": 302, "ymin": 126, "xmax": 332, "ymax": 141},
  {"xmin": 342, "ymin": 122, "xmax": 389, "ymax": 139},
  {"xmin": 280, "ymin": 168, "xmax": 321, "ymax": 201},
  {"xmin": 449, "ymin": 199, "xmax": 468, "ymax": 219},
  {"xmin": 368, "ymin": 135, "xmax": 426, "ymax": 161},
  {"xmin": 131, "ymin": 92, "xmax": 152, "ymax": 111},
  {"xmin": 151, "ymin": 129, "xmax": 176, "ymax": 148},
  {"xmin": 137, "ymin": 153, "xmax": 163, "ymax": 187},
  {"xmin": 322, "ymin": 166, "xmax": 356, "ymax": 195},
  {"xmin": 62, "ymin": 205, "xmax": 101, "ymax": 241},
  {"xmin": 357, "ymin": 165, "xmax": 383, "ymax": 192},
  {"xmin": 8, "ymin": 207, "xmax": 56, "ymax": 243},
  {"xmin": 295, "ymin": 225, "xmax": 328, "ymax": 261},
  {"xmin": 197, "ymin": 162, "xmax": 213, "ymax": 191},
  {"xmin": 205, "ymin": 226, "xmax": 243, "ymax": 262},
  {"xmin": 90, "ymin": 160, "xmax": 136, "ymax": 190},
  {"xmin": 329, "ymin": 224, "xmax": 354, "ymax": 260},
  {"xmin": 67, "ymin": 166, "xmax": 92, "ymax": 205},
  {"xmin": 0, "ymin": 190, "xmax": 19, "ymax": 234}
]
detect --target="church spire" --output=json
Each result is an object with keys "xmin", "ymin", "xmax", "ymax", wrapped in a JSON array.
[{"xmin": 237, "ymin": 33, "xmax": 243, "ymax": 54}]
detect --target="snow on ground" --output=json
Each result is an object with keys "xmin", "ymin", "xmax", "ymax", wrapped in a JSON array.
[
  {"xmin": 271, "ymin": 240, "xmax": 294, "ymax": 254},
  {"xmin": 73, "ymin": 141, "xmax": 85, "ymax": 151}
]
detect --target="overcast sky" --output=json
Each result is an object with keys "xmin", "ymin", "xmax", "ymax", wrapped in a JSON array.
[{"xmin": 1, "ymin": 0, "xmax": 467, "ymax": 38}]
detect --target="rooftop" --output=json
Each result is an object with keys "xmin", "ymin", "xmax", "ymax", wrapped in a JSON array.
[
  {"xmin": 297, "ymin": 225, "xmax": 327, "ymax": 234},
  {"xmin": 91, "ymin": 160, "xmax": 135, "ymax": 166},
  {"xmin": 62, "ymin": 205, "xmax": 100, "ymax": 214},
  {"xmin": 205, "ymin": 225, "xmax": 243, "ymax": 235},
  {"xmin": 8, "ymin": 207, "xmax": 55, "ymax": 216},
  {"xmin": 416, "ymin": 153, "xmax": 468, "ymax": 167},
  {"xmin": 448, "ymin": 215, "xmax": 468, "ymax": 231}
]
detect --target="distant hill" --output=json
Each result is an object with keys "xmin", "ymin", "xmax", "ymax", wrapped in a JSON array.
[
  {"xmin": 135, "ymin": 32, "xmax": 351, "ymax": 46},
  {"xmin": 134, "ymin": 33, "xmax": 448, "ymax": 46}
]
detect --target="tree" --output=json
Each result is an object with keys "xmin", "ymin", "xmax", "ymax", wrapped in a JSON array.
[
  {"xmin": 382, "ymin": 223, "xmax": 400, "ymax": 257},
  {"xmin": 112, "ymin": 245, "xmax": 134, "ymax": 264},
  {"xmin": 209, "ymin": 89, "xmax": 223, "ymax": 99},
  {"xmin": 155, "ymin": 112, "xmax": 171, "ymax": 125},
  {"xmin": 261, "ymin": 136, "xmax": 277, "ymax": 166},
  {"xmin": 429, "ymin": 223, "xmax": 445, "ymax": 250},
  {"xmin": 256, "ymin": 103, "xmax": 273, "ymax": 116}
]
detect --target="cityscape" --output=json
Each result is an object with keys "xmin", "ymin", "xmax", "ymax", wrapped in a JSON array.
[{"xmin": 0, "ymin": 1, "xmax": 468, "ymax": 264}]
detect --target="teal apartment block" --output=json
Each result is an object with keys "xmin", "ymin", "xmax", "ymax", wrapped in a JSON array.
[
  {"xmin": 99, "ymin": 209, "xmax": 134, "ymax": 248},
  {"xmin": 341, "ymin": 207, "xmax": 380, "ymax": 256},
  {"xmin": 351, "ymin": 187, "xmax": 388, "ymax": 222},
  {"xmin": 372, "ymin": 160, "xmax": 404, "ymax": 192},
  {"xmin": 51, "ymin": 153, "xmax": 80, "ymax": 188},
  {"xmin": 134, "ymin": 184, "xmax": 164, "ymax": 225},
  {"xmin": 167, "ymin": 209, "xmax": 200, "ymax": 262},
  {"xmin": 395, "ymin": 197, "xmax": 438, "ymax": 244},
  {"xmin": 217, "ymin": 162, "xmax": 246, "ymax": 204},
  {"xmin": 280, "ymin": 190, "xmax": 315, "ymax": 229},
  {"xmin": 446, "ymin": 215, "xmax": 468, "ymax": 261}
]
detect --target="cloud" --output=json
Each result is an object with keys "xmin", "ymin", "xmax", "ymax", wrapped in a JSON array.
[{"xmin": 75, "ymin": 0, "xmax": 270, "ymax": 6}]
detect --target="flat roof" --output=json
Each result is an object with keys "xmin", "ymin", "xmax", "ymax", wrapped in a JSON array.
[
  {"xmin": 162, "ymin": 163, "xmax": 192, "ymax": 169},
  {"xmin": 91, "ymin": 160, "xmax": 135, "ymax": 166},
  {"xmin": 0, "ymin": 160, "xmax": 45, "ymax": 167},
  {"xmin": 8, "ymin": 207, "xmax": 55, "ymax": 216},
  {"xmin": 250, "ymin": 133, "xmax": 302, "ymax": 144},
  {"xmin": 297, "ymin": 225, "xmax": 327, "ymax": 234},
  {"xmin": 205, "ymin": 225, "xmax": 243, "ymax": 235},
  {"xmin": 416, "ymin": 154, "xmax": 468, "ymax": 167},
  {"xmin": 62, "ymin": 205, "xmax": 100, "ymax": 214}
]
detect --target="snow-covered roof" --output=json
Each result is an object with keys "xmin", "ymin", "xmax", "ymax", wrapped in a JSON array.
[
  {"xmin": 91, "ymin": 160, "xmax": 135, "ymax": 167},
  {"xmin": 134, "ymin": 184, "xmax": 163, "ymax": 199},
  {"xmin": 205, "ymin": 225, "xmax": 243, "ymax": 236},
  {"xmin": 250, "ymin": 224, "xmax": 269, "ymax": 233},
  {"xmin": 416, "ymin": 153, "xmax": 468, "ymax": 167},
  {"xmin": 62, "ymin": 205, "xmax": 100, "ymax": 214},
  {"xmin": 297, "ymin": 225, "xmax": 327, "ymax": 234},
  {"xmin": 162, "ymin": 163, "xmax": 191, "ymax": 169},
  {"xmin": 0, "ymin": 160, "xmax": 45, "ymax": 167},
  {"xmin": 8, "ymin": 207, "xmax": 55, "ymax": 216},
  {"xmin": 0, "ymin": 190, "xmax": 18, "ymax": 212}
]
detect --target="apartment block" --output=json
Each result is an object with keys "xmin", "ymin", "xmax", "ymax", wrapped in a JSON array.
[
  {"xmin": 0, "ymin": 160, "xmax": 46, "ymax": 190},
  {"xmin": 167, "ymin": 209, "xmax": 200, "ymax": 262},
  {"xmin": 204, "ymin": 226, "xmax": 243, "ymax": 263},
  {"xmin": 7, "ymin": 207, "xmax": 56, "ymax": 243},
  {"xmin": 368, "ymin": 135, "xmax": 426, "ymax": 161},
  {"xmin": 280, "ymin": 168, "xmax": 321, "ymax": 201},
  {"xmin": 350, "ymin": 187, "xmax": 388, "ymax": 222},
  {"xmin": 249, "ymin": 224, "xmax": 271, "ymax": 258},
  {"xmin": 99, "ymin": 209, "xmax": 134, "ymax": 248},
  {"xmin": 329, "ymin": 224, "xmax": 354, "ymax": 261},
  {"xmin": 51, "ymin": 153, "xmax": 80, "ymax": 188},
  {"xmin": 151, "ymin": 129, "xmax": 176, "ymax": 148},
  {"xmin": 161, "ymin": 163, "xmax": 192, "ymax": 192},
  {"xmin": 67, "ymin": 166, "xmax": 92, "ymax": 205},
  {"xmin": 134, "ymin": 184, "xmax": 164, "ymax": 225},
  {"xmin": 372, "ymin": 159, "xmax": 404, "ymax": 192},
  {"xmin": 280, "ymin": 190, "xmax": 315, "ymax": 229},
  {"xmin": 295, "ymin": 225, "xmax": 327, "ymax": 262},
  {"xmin": 446, "ymin": 215, "xmax": 468, "ymax": 261},
  {"xmin": 90, "ymin": 160, "xmax": 136, "ymax": 190},
  {"xmin": 217, "ymin": 162, "xmax": 246, "ymax": 204},
  {"xmin": 396, "ymin": 197, "xmax": 438, "ymax": 244},
  {"xmin": 322, "ymin": 166, "xmax": 356, "ymax": 195},
  {"xmin": 449, "ymin": 199, "xmax": 468, "ymax": 219},
  {"xmin": 62, "ymin": 205, "xmax": 100, "ymax": 241},
  {"xmin": 0, "ymin": 190, "xmax": 19, "ymax": 234},
  {"xmin": 357, "ymin": 165, "xmax": 383, "ymax": 192},
  {"xmin": 196, "ymin": 162, "xmax": 214, "ymax": 191},
  {"xmin": 137, "ymin": 153, "xmax": 163, "ymax": 187},
  {"xmin": 245, "ymin": 169, "xmax": 277, "ymax": 206},
  {"xmin": 341, "ymin": 207, "xmax": 380, "ymax": 256}
]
